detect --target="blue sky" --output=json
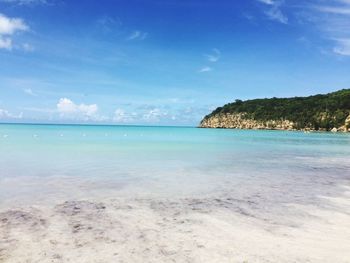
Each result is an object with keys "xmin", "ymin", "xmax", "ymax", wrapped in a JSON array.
[{"xmin": 0, "ymin": 0, "xmax": 350, "ymax": 125}]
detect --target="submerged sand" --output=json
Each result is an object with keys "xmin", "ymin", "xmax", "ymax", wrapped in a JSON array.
[{"xmin": 1, "ymin": 187, "xmax": 350, "ymax": 263}]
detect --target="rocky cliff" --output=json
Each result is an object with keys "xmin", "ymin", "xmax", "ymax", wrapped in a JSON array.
[
  {"xmin": 199, "ymin": 89, "xmax": 350, "ymax": 132},
  {"xmin": 200, "ymin": 112, "xmax": 350, "ymax": 132},
  {"xmin": 200, "ymin": 113, "xmax": 295, "ymax": 130}
]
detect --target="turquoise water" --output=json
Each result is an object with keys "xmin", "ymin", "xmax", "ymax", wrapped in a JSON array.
[{"xmin": 1, "ymin": 124, "xmax": 350, "ymax": 210}]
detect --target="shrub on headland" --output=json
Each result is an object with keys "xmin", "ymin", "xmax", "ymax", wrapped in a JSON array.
[{"xmin": 203, "ymin": 89, "xmax": 350, "ymax": 131}]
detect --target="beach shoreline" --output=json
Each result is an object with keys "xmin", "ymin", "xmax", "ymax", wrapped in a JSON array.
[{"xmin": 1, "ymin": 186, "xmax": 350, "ymax": 263}]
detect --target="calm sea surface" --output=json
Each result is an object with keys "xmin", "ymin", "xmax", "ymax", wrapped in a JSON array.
[{"xmin": 1, "ymin": 124, "xmax": 350, "ymax": 210}]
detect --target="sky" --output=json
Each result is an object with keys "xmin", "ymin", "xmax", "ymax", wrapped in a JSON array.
[{"xmin": 0, "ymin": 0, "xmax": 350, "ymax": 125}]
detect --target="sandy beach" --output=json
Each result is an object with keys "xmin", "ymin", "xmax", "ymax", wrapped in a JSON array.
[{"xmin": 1, "ymin": 185, "xmax": 350, "ymax": 263}]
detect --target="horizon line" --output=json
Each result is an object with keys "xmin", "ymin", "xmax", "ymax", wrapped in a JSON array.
[{"xmin": 0, "ymin": 122, "xmax": 197, "ymax": 128}]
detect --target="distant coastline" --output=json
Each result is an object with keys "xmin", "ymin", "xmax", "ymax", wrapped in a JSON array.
[{"xmin": 200, "ymin": 89, "xmax": 350, "ymax": 132}]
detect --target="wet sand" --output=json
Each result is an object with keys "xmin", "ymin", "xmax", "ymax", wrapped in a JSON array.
[{"xmin": 1, "ymin": 187, "xmax": 350, "ymax": 263}]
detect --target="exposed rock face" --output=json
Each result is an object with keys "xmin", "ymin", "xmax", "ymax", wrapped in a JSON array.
[
  {"xmin": 200, "ymin": 113, "xmax": 295, "ymax": 130},
  {"xmin": 338, "ymin": 115, "xmax": 350, "ymax": 132},
  {"xmin": 200, "ymin": 112, "xmax": 350, "ymax": 132}
]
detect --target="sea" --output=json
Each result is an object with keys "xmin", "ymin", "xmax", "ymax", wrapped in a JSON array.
[{"xmin": 1, "ymin": 123, "xmax": 350, "ymax": 213}]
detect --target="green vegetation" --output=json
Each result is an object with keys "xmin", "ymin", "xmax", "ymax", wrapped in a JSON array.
[{"xmin": 204, "ymin": 89, "xmax": 350, "ymax": 130}]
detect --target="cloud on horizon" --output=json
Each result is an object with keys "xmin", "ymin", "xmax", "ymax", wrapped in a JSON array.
[
  {"xmin": 57, "ymin": 98, "xmax": 99, "ymax": 120},
  {"xmin": 0, "ymin": 108, "xmax": 23, "ymax": 119}
]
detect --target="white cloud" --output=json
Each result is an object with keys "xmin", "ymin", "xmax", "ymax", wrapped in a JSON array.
[
  {"xmin": 57, "ymin": 98, "xmax": 98, "ymax": 118},
  {"xmin": 198, "ymin": 66, "xmax": 212, "ymax": 73},
  {"xmin": 0, "ymin": 108, "xmax": 23, "ymax": 119},
  {"xmin": 205, "ymin": 48, "xmax": 221, "ymax": 62},
  {"xmin": 0, "ymin": 13, "xmax": 29, "ymax": 50},
  {"xmin": 333, "ymin": 39, "xmax": 350, "ymax": 56},
  {"xmin": 114, "ymin": 109, "xmax": 127, "ymax": 122},
  {"xmin": 78, "ymin": 103, "xmax": 98, "ymax": 117},
  {"xmin": 127, "ymin": 30, "xmax": 148, "ymax": 41},
  {"xmin": 0, "ymin": 109, "xmax": 11, "ymax": 118},
  {"xmin": 0, "ymin": 13, "xmax": 28, "ymax": 35}
]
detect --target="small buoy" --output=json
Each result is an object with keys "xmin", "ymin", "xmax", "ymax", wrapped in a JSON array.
[
  {"xmin": 60, "ymin": 134, "xmax": 64, "ymax": 137},
  {"xmin": 124, "ymin": 134, "xmax": 127, "ymax": 137},
  {"xmin": 82, "ymin": 133, "xmax": 86, "ymax": 137}
]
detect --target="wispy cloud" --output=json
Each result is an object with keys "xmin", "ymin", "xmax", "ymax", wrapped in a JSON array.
[
  {"xmin": 111, "ymin": 103, "xmax": 206, "ymax": 125},
  {"xmin": 200, "ymin": 49, "xmax": 220, "ymax": 73},
  {"xmin": 198, "ymin": 66, "xmax": 212, "ymax": 73},
  {"xmin": 306, "ymin": 0, "xmax": 350, "ymax": 56},
  {"xmin": 142, "ymin": 108, "xmax": 168, "ymax": 122},
  {"xmin": 21, "ymin": 106, "xmax": 55, "ymax": 113},
  {"xmin": 333, "ymin": 38, "xmax": 350, "ymax": 56},
  {"xmin": 315, "ymin": 5, "xmax": 350, "ymax": 15},
  {"xmin": 22, "ymin": 43, "xmax": 34, "ymax": 52},
  {"xmin": 257, "ymin": 0, "xmax": 275, "ymax": 5},
  {"xmin": 127, "ymin": 30, "xmax": 148, "ymax": 41},
  {"xmin": 256, "ymin": 0, "xmax": 350, "ymax": 56},
  {"xmin": 0, "ymin": 0, "xmax": 48, "ymax": 5},
  {"xmin": 265, "ymin": 5, "xmax": 288, "ymax": 24},
  {"xmin": 0, "ymin": 13, "xmax": 29, "ymax": 50},
  {"xmin": 0, "ymin": 37, "xmax": 11, "ymax": 49},
  {"xmin": 23, "ymin": 88, "xmax": 36, "ymax": 96},
  {"xmin": 96, "ymin": 15, "xmax": 121, "ymax": 33},
  {"xmin": 256, "ymin": 0, "xmax": 288, "ymax": 24},
  {"xmin": 113, "ymin": 108, "xmax": 137, "ymax": 123},
  {"xmin": 204, "ymin": 48, "xmax": 221, "ymax": 62}
]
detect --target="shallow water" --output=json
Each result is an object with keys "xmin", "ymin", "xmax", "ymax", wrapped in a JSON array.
[
  {"xmin": 0, "ymin": 124, "xmax": 350, "ymax": 209},
  {"xmin": 1, "ymin": 124, "xmax": 350, "ymax": 262}
]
